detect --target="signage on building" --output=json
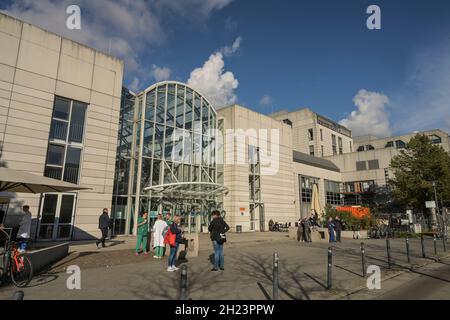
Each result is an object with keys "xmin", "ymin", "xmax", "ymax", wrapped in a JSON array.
[{"xmin": 425, "ymin": 201, "xmax": 436, "ymax": 208}]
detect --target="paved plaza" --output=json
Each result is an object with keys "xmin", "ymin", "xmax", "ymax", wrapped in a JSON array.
[{"xmin": 0, "ymin": 233, "xmax": 449, "ymax": 300}]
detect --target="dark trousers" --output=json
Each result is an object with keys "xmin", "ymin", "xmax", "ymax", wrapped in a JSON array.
[
  {"xmin": 96, "ymin": 228, "xmax": 108, "ymax": 247},
  {"xmin": 336, "ymin": 229, "xmax": 341, "ymax": 242}
]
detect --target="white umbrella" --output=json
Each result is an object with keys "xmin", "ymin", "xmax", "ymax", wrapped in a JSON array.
[
  {"xmin": 0, "ymin": 167, "xmax": 89, "ymax": 193},
  {"xmin": 311, "ymin": 183, "xmax": 323, "ymax": 217}
]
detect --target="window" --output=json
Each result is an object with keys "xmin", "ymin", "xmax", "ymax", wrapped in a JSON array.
[
  {"xmin": 366, "ymin": 145, "xmax": 375, "ymax": 150},
  {"xmin": 385, "ymin": 141, "xmax": 394, "ymax": 148},
  {"xmin": 321, "ymin": 145, "xmax": 324, "ymax": 157},
  {"xmin": 44, "ymin": 96, "xmax": 87, "ymax": 184},
  {"xmin": 332, "ymin": 134, "xmax": 337, "ymax": 155},
  {"xmin": 356, "ymin": 161, "xmax": 367, "ymax": 171},
  {"xmin": 249, "ymin": 145, "xmax": 261, "ymax": 201},
  {"xmin": 283, "ymin": 119, "xmax": 292, "ymax": 127},
  {"xmin": 350, "ymin": 141, "xmax": 352, "ymax": 152},
  {"xmin": 300, "ymin": 176, "xmax": 319, "ymax": 203},
  {"xmin": 320, "ymin": 129, "xmax": 323, "ymax": 141},
  {"xmin": 325, "ymin": 180, "xmax": 342, "ymax": 205},
  {"xmin": 309, "ymin": 145, "xmax": 315, "ymax": 156},
  {"xmin": 308, "ymin": 128, "xmax": 314, "ymax": 141},
  {"xmin": 338, "ymin": 137, "xmax": 343, "ymax": 154},
  {"xmin": 395, "ymin": 140, "xmax": 406, "ymax": 149},
  {"xmin": 357, "ymin": 146, "xmax": 365, "ymax": 152},
  {"xmin": 429, "ymin": 135, "xmax": 442, "ymax": 144},
  {"xmin": 368, "ymin": 159, "xmax": 380, "ymax": 170}
]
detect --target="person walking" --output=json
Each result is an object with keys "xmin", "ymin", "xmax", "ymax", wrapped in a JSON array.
[
  {"xmin": 167, "ymin": 215, "xmax": 183, "ymax": 272},
  {"xmin": 334, "ymin": 216, "xmax": 342, "ymax": 242},
  {"xmin": 152, "ymin": 213, "xmax": 166, "ymax": 259},
  {"xmin": 327, "ymin": 217, "xmax": 336, "ymax": 243},
  {"xmin": 17, "ymin": 205, "xmax": 32, "ymax": 252},
  {"xmin": 135, "ymin": 211, "xmax": 149, "ymax": 256},
  {"xmin": 96, "ymin": 208, "xmax": 110, "ymax": 248},
  {"xmin": 208, "ymin": 210, "xmax": 230, "ymax": 271},
  {"xmin": 162, "ymin": 212, "xmax": 172, "ymax": 257}
]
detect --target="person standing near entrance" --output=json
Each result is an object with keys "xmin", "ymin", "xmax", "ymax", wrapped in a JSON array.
[
  {"xmin": 208, "ymin": 210, "xmax": 230, "ymax": 271},
  {"xmin": 167, "ymin": 215, "xmax": 183, "ymax": 272},
  {"xmin": 334, "ymin": 216, "xmax": 342, "ymax": 242},
  {"xmin": 135, "ymin": 211, "xmax": 149, "ymax": 256},
  {"xmin": 17, "ymin": 205, "xmax": 32, "ymax": 252},
  {"xmin": 96, "ymin": 208, "xmax": 110, "ymax": 248},
  {"xmin": 327, "ymin": 217, "xmax": 336, "ymax": 243},
  {"xmin": 152, "ymin": 214, "xmax": 166, "ymax": 258}
]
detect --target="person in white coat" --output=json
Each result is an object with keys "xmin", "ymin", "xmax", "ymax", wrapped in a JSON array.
[{"xmin": 152, "ymin": 213, "xmax": 167, "ymax": 259}]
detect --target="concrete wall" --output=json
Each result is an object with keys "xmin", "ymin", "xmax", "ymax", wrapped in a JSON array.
[
  {"xmin": 218, "ymin": 105, "xmax": 296, "ymax": 232},
  {"xmin": 270, "ymin": 108, "xmax": 353, "ymax": 157},
  {"xmin": 0, "ymin": 13, "xmax": 123, "ymax": 240}
]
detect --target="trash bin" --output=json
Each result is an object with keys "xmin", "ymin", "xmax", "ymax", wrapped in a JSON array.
[{"xmin": 236, "ymin": 225, "xmax": 242, "ymax": 233}]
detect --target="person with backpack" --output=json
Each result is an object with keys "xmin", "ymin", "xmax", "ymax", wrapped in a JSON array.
[
  {"xmin": 208, "ymin": 210, "xmax": 230, "ymax": 271},
  {"xmin": 165, "ymin": 215, "xmax": 183, "ymax": 272}
]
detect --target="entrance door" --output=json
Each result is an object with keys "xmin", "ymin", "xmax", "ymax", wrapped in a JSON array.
[{"xmin": 38, "ymin": 193, "xmax": 76, "ymax": 240}]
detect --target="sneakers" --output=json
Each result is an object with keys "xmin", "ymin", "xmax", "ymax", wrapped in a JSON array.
[
  {"xmin": 153, "ymin": 255, "xmax": 158, "ymax": 258},
  {"xmin": 211, "ymin": 268, "xmax": 219, "ymax": 272},
  {"xmin": 172, "ymin": 265, "xmax": 179, "ymax": 271},
  {"xmin": 135, "ymin": 252, "xmax": 139, "ymax": 256},
  {"xmin": 167, "ymin": 266, "xmax": 175, "ymax": 272}
]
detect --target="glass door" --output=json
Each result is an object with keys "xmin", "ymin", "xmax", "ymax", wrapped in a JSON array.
[{"xmin": 38, "ymin": 193, "xmax": 76, "ymax": 240}]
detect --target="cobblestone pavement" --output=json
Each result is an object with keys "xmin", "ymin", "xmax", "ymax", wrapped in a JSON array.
[{"xmin": 0, "ymin": 235, "xmax": 448, "ymax": 300}]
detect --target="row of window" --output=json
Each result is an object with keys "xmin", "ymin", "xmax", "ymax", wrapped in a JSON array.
[
  {"xmin": 308, "ymin": 129, "xmax": 349, "ymax": 156},
  {"xmin": 44, "ymin": 96, "xmax": 87, "ymax": 184},
  {"xmin": 299, "ymin": 176, "xmax": 342, "ymax": 205},
  {"xmin": 356, "ymin": 159, "xmax": 380, "ymax": 171}
]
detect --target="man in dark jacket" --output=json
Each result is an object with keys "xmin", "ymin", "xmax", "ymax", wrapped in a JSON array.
[
  {"xmin": 334, "ymin": 216, "xmax": 343, "ymax": 242},
  {"xmin": 96, "ymin": 208, "xmax": 110, "ymax": 248},
  {"xmin": 208, "ymin": 210, "xmax": 230, "ymax": 271}
]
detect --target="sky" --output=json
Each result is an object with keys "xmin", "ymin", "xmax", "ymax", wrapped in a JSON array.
[{"xmin": 1, "ymin": 0, "xmax": 450, "ymax": 138}]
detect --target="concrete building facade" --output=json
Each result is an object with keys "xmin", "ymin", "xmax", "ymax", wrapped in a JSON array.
[{"xmin": 0, "ymin": 13, "xmax": 123, "ymax": 240}]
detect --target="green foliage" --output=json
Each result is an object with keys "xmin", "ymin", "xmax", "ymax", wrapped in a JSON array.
[{"xmin": 390, "ymin": 134, "xmax": 450, "ymax": 212}]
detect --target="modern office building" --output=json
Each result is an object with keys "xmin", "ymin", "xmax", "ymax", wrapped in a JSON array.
[
  {"xmin": 0, "ymin": 12, "xmax": 123, "ymax": 240},
  {"xmin": 1, "ymin": 12, "xmax": 449, "ymax": 239},
  {"xmin": 270, "ymin": 108, "xmax": 353, "ymax": 157}
]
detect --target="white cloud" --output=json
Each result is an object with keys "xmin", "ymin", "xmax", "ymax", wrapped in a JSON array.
[
  {"xmin": 340, "ymin": 89, "xmax": 391, "ymax": 137},
  {"xmin": 187, "ymin": 52, "xmax": 239, "ymax": 108},
  {"xmin": 390, "ymin": 41, "xmax": 450, "ymax": 134},
  {"xmin": 259, "ymin": 95, "xmax": 273, "ymax": 107},
  {"xmin": 221, "ymin": 36, "xmax": 242, "ymax": 57},
  {"xmin": 152, "ymin": 65, "xmax": 171, "ymax": 82},
  {"xmin": 1, "ymin": 0, "xmax": 233, "ymax": 89},
  {"xmin": 128, "ymin": 77, "xmax": 140, "ymax": 93}
]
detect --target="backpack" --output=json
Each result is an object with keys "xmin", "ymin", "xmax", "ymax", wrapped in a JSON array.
[{"xmin": 163, "ymin": 227, "xmax": 176, "ymax": 247}]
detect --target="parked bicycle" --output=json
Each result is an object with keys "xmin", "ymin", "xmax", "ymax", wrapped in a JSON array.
[{"xmin": 0, "ymin": 228, "xmax": 33, "ymax": 287}]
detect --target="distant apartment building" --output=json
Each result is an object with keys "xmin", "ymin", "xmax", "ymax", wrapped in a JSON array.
[{"xmin": 270, "ymin": 108, "xmax": 353, "ymax": 157}]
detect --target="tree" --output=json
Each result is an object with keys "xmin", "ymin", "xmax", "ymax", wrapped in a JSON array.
[{"xmin": 390, "ymin": 134, "xmax": 450, "ymax": 213}]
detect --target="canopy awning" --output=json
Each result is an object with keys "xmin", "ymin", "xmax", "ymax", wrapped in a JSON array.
[
  {"xmin": 0, "ymin": 167, "xmax": 89, "ymax": 193},
  {"xmin": 143, "ymin": 182, "xmax": 228, "ymax": 200}
]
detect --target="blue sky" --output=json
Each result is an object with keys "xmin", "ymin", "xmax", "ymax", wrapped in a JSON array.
[{"xmin": 2, "ymin": 0, "xmax": 450, "ymax": 137}]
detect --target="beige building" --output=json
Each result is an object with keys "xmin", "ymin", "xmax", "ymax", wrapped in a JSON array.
[
  {"xmin": 270, "ymin": 108, "xmax": 353, "ymax": 157},
  {"xmin": 0, "ymin": 12, "xmax": 123, "ymax": 240}
]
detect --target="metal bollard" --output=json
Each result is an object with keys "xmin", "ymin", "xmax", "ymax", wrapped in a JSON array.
[
  {"xmin": 421, "ymin": 235, "xmax": 426, "ymax": 258},
  {"xmin": 434, "ymin": 235, "xmax": 437, "ymax": 256},
  {"xmin": 406, "ymin": 237, "xmax": 411, "ymax": 264},
  {"xmin": 386, "ymin": 238, "xmax": 392, "ymax": 269},
  {"xmin": 443, "ymin": 234, "xmax": 447, "ymax": 252},
  {"xmin": 179, "ymin": 265, "xmax": 188, "ymax": 300},
  {"xmin": 327, "ymin": 247, "xmax": 332, "ymax": 290},
  {"xmin": 273, "ymin": 252, "xmax": 279, "ymax": 300},
  {"xmin": 360, "ymin": 242, "xmax": 366, "ymax": 277},
  {"xmin": 12, "ymin": 291, "xmax": 24, "ymax": 300}
]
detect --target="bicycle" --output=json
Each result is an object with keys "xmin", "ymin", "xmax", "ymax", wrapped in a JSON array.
[{"xmin": 0, "ymin": 228, "xmax": 33, "ymax": 288}]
